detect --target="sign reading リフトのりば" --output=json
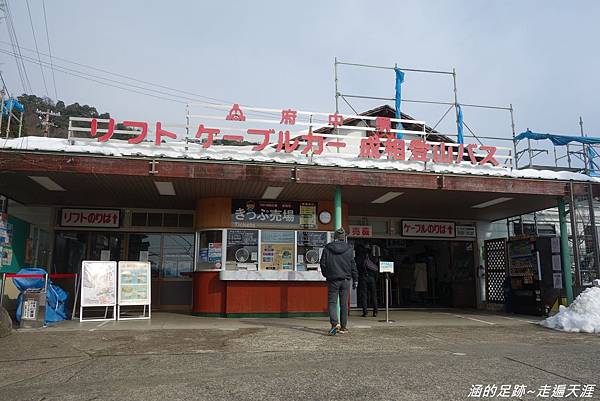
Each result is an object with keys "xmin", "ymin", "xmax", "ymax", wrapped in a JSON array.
[{"xmin": 61, "ymin": 208, "xmax": 120, "ymax": 228}]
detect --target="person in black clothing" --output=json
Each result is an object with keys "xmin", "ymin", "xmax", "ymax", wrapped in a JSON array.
[
  {"xmin": 354, "ymin": 244, "xmax": 368, "ymax": 317},
  {"xmin": 363, "ymin": 244, "xmax": 379, "ymax": 317},
  {"xmin": 320, "ymin": 228, "xmax": 358, "ymax": 335}
]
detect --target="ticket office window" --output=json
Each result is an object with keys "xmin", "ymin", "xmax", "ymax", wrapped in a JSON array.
[
  {"xmin": 225, "ymin": 229, "xmax": 259, "ymax": 270},
  {"xmin": 223, "ymin": 229, "xmax": 332, "ymax": 271},
  {"xmin": 296, "ymin": 231, "xmax": 329, "ymax": 271},
  {"xmin": 196, "ymin": 230, "xmax": 224, "ymax": 270},
  {"xmin": 260, "ymin": 230, "xmax": 295, "ymax": 271}
]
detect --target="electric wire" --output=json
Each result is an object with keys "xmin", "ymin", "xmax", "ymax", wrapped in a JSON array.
[
  {"xmin": 0, "ymin": 40, "xmax": 282, "ymax": 116},
  {"xmin": 41, "ymin": 0, "xmax": 57, "ymax": 99},
  {"xmin": 3, "ymin": 0, "xmax": 32, "ymax": 93},
  {"xmin": 0, "ymin": 47, "xmax": 187, "ymax": 104},
  {"xmin": 2, "ymin": 0, "xmax": 27, "ymax": 92},
  {"xmin": 25, "ymin": 0, "xmax": 48, "ymax": 97}
]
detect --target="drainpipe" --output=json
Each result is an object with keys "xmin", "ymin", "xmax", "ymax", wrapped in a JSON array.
[{"xmin": 558, "ymin": 197, "xmax": 574, "ymax": 305}]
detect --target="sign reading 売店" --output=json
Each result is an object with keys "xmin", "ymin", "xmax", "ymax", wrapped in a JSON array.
[{"xmin": 231, "ymin": 200, "xmax": 317, "ymax": 229}]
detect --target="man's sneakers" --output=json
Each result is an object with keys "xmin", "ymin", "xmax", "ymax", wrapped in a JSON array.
[
  {"xmin": 338, "ymin": 326, "xmax": 349, "ymax": 334},
  {"xmin": 328, "ymin": 323, "xmax": 341, "ymax": 336}
]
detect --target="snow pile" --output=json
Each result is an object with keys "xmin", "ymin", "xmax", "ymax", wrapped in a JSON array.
[{"xmin": 540, "ymin": 286, "xmax": 600, "ymax": 333}]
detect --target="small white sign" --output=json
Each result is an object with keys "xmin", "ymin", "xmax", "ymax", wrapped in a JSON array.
[
  {"xmin": 379, "ymin": 261, "xmax": 394, "ymax": 273},
  {"xmin": 456, "ymin": 225, "xmax": 477, "ymax": 238},
  {"xmin": 552, "ymin": 254, "xmax": 562, "ymax": 272},
  {"xmin": 550, "ymin": 237, "xmax": 560, "ymax": 253},
  {"xmin": 553, "ymin": 273, "xmax": 563, "ymax": 289}
]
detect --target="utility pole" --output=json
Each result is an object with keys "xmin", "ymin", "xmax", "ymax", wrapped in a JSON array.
[{"xmin": 36, "ymin": 108, "xmax": 60, "ymax": 137}]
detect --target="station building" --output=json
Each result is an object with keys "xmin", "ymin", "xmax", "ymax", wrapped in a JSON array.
[{"xmin": 0, "ymin": 103, "xmax": 597, "ymax": 317}]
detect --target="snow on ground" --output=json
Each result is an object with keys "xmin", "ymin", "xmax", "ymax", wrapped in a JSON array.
[
  {"xmin": 540, "ymin": 286, "xmax": 600, "ymax": 334},
  {"xmin": 1, "ymin": 136, "xmax": 599, "ymax": 183}
]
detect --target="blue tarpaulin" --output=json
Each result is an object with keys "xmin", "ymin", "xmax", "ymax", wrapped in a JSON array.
[
  {"xmin": 1, "ymin": 98, "xmax": 24, "ymax": 116},
  {"xmin": 457, "ymin": 104, "xmax": 464, "ymax": 144},
  {"xmin": 13, "ymin": 268, "xmax": 69, "ymax": 324},
  {"xmin": 394, "ymin": 68, "xmax": 405, "ymax": 139},
  {"xmin": 515, "ymin": 130, "xmax": 600, "ymax": 146}
]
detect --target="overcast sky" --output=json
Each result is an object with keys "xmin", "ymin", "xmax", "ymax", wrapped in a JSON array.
[{"xmin": 2, "ymin": 0, "xmax": 600, "ymax": 144}]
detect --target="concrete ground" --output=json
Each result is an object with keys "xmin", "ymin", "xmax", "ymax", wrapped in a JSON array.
[{"xmin": 1, "ymin": 309, "xmax": 599, "ymax": 400}]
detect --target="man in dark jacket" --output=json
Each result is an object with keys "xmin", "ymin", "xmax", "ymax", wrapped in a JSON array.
[{"xmin": 320, "ymin": 228, "xmax": 358, "ymax": 335}]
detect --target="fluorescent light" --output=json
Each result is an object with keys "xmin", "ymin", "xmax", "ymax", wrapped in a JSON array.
[
  {"xmin": 371, "ymin": 192, "xmax": 403, "ymax": 204},
  {"xmin": 471, "ymin": 197, "xmax": 513, "ymax": 209},
  {"xmin": 28, "ymin": 176, "xmax": 66, "ymax": 191},
  {"xmin": 261, "ymin": 186, "xmax": 284, "ymax": 200},
  {"xmin": 154, "ymin": 181, "xmax": 176, "ymax": 196}
]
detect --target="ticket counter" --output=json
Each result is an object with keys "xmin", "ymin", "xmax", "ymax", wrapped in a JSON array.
[{"xmin": 192, "ymin": 197, "xmax": 346, "ymax": 317}]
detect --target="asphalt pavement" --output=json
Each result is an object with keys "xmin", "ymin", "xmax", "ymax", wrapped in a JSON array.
[{"xmin": 0, "ymin": 310, "xmax": 598, "ymax": 401}]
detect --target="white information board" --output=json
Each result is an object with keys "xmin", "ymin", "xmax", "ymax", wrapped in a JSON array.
[
  {"xmin": 118, "ymin": 261, "xmax": 151, "ymax": 306},
  {"xmin": 379, "ymin": 261, "xmax": 394, "ymax": 273},
  {"xmin": 81, "ymin": 261, "xmax": 117, "ymax": 307}
]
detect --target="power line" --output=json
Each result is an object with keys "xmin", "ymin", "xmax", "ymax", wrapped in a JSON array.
[
  {"xmin": 1, "ymin": 0, "xmax": 26, "ymax": 92},
  {"xmin": 41, "ymin": 0, "xmax": 57, "ymax": 99},
  {"xmin": 0, "ymin": 40, "xmax": 282, "ymax": 118},
  {"xmin": 3, "ymin": 0, "xmax": 32, "ymax": 93},
  {"xmin": 25, "ymin": 0, "xmax": 49, "ymax": 97},
  {"xmin": 0, "ymin": 39, "xmax": 227, "ymax": 104},
  {"xmin": 0, "ymin": 47, "xmax": 187, "ymax": 104}
]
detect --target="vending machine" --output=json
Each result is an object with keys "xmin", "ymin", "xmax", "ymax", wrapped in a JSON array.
[{"xmin": 507, "ymin": 236, "xmax": 563, "ymax": 316}]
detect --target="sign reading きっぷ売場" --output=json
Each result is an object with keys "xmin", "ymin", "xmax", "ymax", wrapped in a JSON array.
[{"xmin": 232, "ymin": 200, "xmax": 317, "ymax": 229}]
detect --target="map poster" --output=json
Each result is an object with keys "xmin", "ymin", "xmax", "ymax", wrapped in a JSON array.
[
  {"xmin": 118, "ymin": 261, "xmax": 150, "ymax": 305},
  {"xmin": 81, "ymin": 261, "xmax": 117, "ymax": 307}
]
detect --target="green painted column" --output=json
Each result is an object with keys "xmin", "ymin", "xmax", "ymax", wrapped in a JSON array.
[
  {"xmin": 334, "ymin": 186, "xmax": 342, "ymax": 324},
  {"xmin": 558, "ymin": 198, "xmax": 574, "ymax": 305},
  {"xmin": 334, "ymin": 186, "xmax": 342, "ymax": 230}
]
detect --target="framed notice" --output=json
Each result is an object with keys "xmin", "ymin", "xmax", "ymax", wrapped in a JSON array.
[
  {"xmin": 81, "ymin": 261, "xmax": 117, "ymax": 307},
  {"xmin": 118, "ymin": 262, "xmax": 151, "ymax": 306}
]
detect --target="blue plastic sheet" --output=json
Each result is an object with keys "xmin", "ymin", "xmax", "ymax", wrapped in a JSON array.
[
  {"xmin": 457, "ymin": 104, "xmax": 464, "ymax": 144},
  {"xmin": 394, "ymin": 68, "xmax": 405, "ymax": 139},
  {"xmin": 13, "ymin": 268, "xmax": 69, "ymax": 324},
  {"xmin": 1, "ymin": 98, "xmax": 25, "ymax": 116},
  {"xmin": 515, "ymin": 130, "xmax": 600, "ymax": 146}
]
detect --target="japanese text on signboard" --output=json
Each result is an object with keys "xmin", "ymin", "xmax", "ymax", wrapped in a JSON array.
[
  {"xmin": 71, "ymin": 103, "xmax": 504, "ymax": 167},
  {"xmin": 231, "ymin": 200, "xmax": 317, "ymax": 229},
  {"xmin": 61, "ymin": 209, "xmax": 120, "ymax": 228},
  {"xmin": 401, "ymin": 220, "xmax": 455, "ymax": 238}
]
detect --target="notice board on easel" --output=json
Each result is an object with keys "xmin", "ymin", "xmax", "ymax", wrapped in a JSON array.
[
  {"xmin": 80, "ymin": 260, "xmax": 117, "ymax": 321},
  {"xmin": 117, "ymin": 261, "xmax": 151, "ymax": 320}
]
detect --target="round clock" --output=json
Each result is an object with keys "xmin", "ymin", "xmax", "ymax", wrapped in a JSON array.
[{"xmin": 319, "ymin": 210, "xmax": 332, "ymax": 225}]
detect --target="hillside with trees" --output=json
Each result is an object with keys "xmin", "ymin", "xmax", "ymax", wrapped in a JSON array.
[{"xmin": 2, "ymin": 94, "xmax": 112, "ymax": 138}]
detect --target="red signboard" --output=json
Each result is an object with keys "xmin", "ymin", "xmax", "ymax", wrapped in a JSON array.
[
  {"xmin": 60, "ymin": 208, "xmax": 120, "ymax": 228},
  {"xmin": 401, "ymin": 220, "xmax": 455, "ymax": 238}
]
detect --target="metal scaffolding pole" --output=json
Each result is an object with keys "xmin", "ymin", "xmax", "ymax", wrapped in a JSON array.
[
  {"xmin": 587, "ymin": 183, "xmax": 600, "ymax": 282},
  {"xmin": 569, "ymin": 182, "xmax": 582, "ymax": 288},
  {"xmin": 510, "ymin": 104, "xmax": 518, "ymax": 169}
]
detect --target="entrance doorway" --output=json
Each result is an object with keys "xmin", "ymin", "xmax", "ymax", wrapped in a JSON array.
[{"xmin": 350, "ymin": 238, "xmax": 477, "ymax": 308}]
